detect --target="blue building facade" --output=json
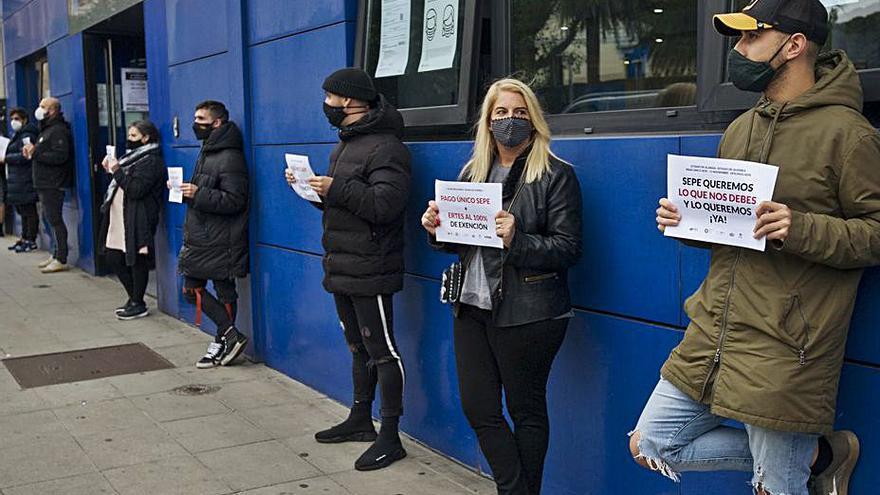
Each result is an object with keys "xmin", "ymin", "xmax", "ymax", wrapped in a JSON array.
[{"xmin": 3, "ymin": 1, "xmax": 879, "ymax": 493}]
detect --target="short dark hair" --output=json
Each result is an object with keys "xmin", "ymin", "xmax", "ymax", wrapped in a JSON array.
[
  {"xmin": 129, "ymin": 120, "xmax": 160, "ymax": 144},
  {"xmin": 9, "ymin": 107, "xmax": 28, "ymax": 121},
  {"xmin": 195, "ymin": 100, "xmax": 229, "ymax": 122}
]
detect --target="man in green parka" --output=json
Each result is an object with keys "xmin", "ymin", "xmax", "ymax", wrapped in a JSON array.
[{"xmin": 629, "ymin": 1, "xmax": 880, "ymax": 494}]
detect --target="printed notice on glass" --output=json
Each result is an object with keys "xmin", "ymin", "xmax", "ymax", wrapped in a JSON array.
[
  {"xmin": 121, "ymin": 68, "xmax": 149, "ymax": 112},
  {"xmin": 285, "ymin": 154, "xmax": 322, "ymax": 203},
  {"xmin": 418, "ymin": 0, "xmax": 458, "ymax": 72},
  {"xmin": 168, "ymin": 167, "xmax": 183, "ymax": 203},
  {"xmin": 435, "ymin": 180, "xmax": 503, "ymax": 249},
  {"xmin": 374, "ymin": 0, "xmax": 411, "ymax": 78},
  {"xmin": 664, "ymin": 154, "xmax": 779, "ymax": 251}
]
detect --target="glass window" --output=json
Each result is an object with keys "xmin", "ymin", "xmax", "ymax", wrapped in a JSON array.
[
  {"xmin": 363, "ymin": 0, "xmax": 466, "ymax": 109},
  {"xmin": 825, "ymin": 0, "xmax": 880, "ymax": 70},
  {"xmin": 509, "ymin": 1, "xmax": 698, "ymax": 115}
]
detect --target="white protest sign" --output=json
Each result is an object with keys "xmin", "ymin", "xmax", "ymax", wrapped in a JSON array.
[
  {"xmin": 105, "ymin": 145, "xmax": 116, "ymax": 160},
  {"xmin": 285, "ymin": 154, "xmax": 322, "ymax": 203},
  {"xmin": 435, "ymin": 180, "xmax": 503, "ymax": 249},
  {"xmin": 418, "ymin": 0, "xmax": 458, "ymax": 72},
  {"xmin": 374, "ymin": 0, "xmax": 411, "ymax": 78},
  {"xmin": 168, "ymin": 167, "xmax": 183, "ymax": 203},
  {"xmin": 664, "ymin": 154, "xmax": 779, "ymax": 251}
]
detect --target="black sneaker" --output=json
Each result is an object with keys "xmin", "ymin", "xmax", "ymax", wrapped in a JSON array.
[
  {"xmin": 354, "ymin": 440, "xmax": 407, "ymax": 471},
  {"xmin": 196, "ymin": 341, "xmax": 225, "ymax": 369},
  {"xmin": 219, "ymin": 327, "xmax": 248, "ymax": 366},
  {"xmin": 117, "ymin": 303, "xmax": 149, "ymax": 320},
  {"xmin": 8, "ymin": 240, "xmax": 22, "ymax": 251},
  {"xmin": 115, "ymin": 300, "xmax": 133, "ymax": 315},
  {"xmin": 17, "ymin": 240, "xmax": 38, "ymax": 253},
  {"xmin": 315, "ymin": 422, "xmax": 377, "ymax": 444}
]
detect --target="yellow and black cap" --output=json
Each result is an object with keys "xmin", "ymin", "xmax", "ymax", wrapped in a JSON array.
[{"xmin": 713, "ymin": 0, "xmax": 829, "ymax": 44}]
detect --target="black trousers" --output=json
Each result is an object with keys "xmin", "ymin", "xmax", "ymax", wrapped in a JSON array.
[
  {"xmin": 105, "ymin": 249, "xmax": 150, "ymax": 305},
  {"xmin": 183, "ymin": 276, "xmax": 238, "ymax": 340},
  {"xmin": 14, "ymin": 203, "xmax": 39, "ymax": 241},
  {"xmin": 454, "ymin": 305, "xmax": 568, "ymax": 495},
  {"xmin": 37, "ymin": 188, "xmax": 68, "ymax": 263},
  {"xmin": 333, "ymin": 294, "xmax": 404, "ymax": 418}
]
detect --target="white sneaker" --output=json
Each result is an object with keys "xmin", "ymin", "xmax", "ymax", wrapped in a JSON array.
[
  {"xmin": 38, "ymin": 257, "xmax": 55, "ymax": 268},
  {"xmin": 40, "ymin": 260, "xmax": 68, "ymax": 273}
]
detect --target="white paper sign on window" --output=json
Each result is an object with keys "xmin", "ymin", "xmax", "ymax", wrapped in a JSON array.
[
  {"xmin": 418, "ymin": 0, "xmax": 459, "ymax": 73},
  {"xmin": 374, "ymin": 0, "xmax": 412, "ymax": 78},
  {"xmin": 121, "ymin": 68, "xmax": 149, "ymax": 112}
]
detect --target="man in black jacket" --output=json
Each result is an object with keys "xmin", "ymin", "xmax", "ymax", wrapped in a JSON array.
[
  {"xmin": 287, "ymin": 68, "xmax": 411, "ymax": 471},
  {"xmin": 176, "ymin": 101, "xmax": 249, "ymax": 369},
  {"xmin": 23, "ymin": 98, "xmax": 73, "ymax": 273},
  {"xmin": 4, "ymin": 108, "xmax": 40, "ymax": 253}
]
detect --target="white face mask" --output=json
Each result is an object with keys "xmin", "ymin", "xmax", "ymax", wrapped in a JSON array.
[
  {"xmin": 10, "ymin": 120, "xmax": 22, "ymax": 132},
  {"xmin": 34, "ymin": 108, "xmax": 46, "ymax": 121}
]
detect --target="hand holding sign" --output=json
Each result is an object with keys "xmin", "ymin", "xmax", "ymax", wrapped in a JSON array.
[
  {"xmin": 754, "ymin": 201, "xmax": 792, "ymax": 242},
  {"xmin": 421, "ymin": 200, "xmax": 441, "ymax": 236},
  {"xmin": 495, "ymin": 210, "xmax": 516, "ymax": 248}
]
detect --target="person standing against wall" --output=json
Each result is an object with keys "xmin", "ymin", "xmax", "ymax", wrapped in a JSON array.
[
  {"xmin": 421, "ymin": 78, "xmax": 583, "ymax": 495},
  {"xmin": 22, "ymin": 97, "xmax": 73, "ymax": 273},
  {"xmin": 176, "ymin": 101, "xmax": 250, "ymax": 369},
  {"xmin": 286, "ymin": 68, "xmax": 411, "ymax": 471},
  {"xmin": 4, "ymin": 108, "xmax": 40, "ymax": 253},
  {"xmin": 99, "ymin": 121, "xmax": 167, "ymax": 320},
  {"xmin": 630, "ymin": 2, "xmax": 880, "ymax": 495}
]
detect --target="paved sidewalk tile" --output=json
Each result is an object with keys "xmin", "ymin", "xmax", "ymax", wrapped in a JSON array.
[{"xmin": 0, "ymin": 238, "xmax": 492, "ymax": 494}]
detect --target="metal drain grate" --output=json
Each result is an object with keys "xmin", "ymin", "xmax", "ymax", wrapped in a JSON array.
[{"xmin": 2, "ymin": 343, "xmax": 174, "ymax": 389}]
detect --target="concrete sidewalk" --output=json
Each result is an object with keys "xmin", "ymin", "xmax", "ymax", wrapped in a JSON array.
[{"xmin": 0, "ymin": 238, "xmax": 495, "ymax": 495}]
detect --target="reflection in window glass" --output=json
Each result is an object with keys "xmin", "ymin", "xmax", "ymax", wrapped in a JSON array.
[
  {"xmin": 363, "ymin": 0, "xmax": 465, "ymax": 109},
  {"xmin": 510, "ymin": 1, "xmax": 698, "ymax": 115},
  {"xmin": 728, "ymin": 0, "xmax": 880, "ymax": 70}
]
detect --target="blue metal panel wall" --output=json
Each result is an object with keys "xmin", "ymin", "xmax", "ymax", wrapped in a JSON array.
[
  {"xmin": 164, "ymin": 0, "xmax": 228, "ymax": 65},
  {"xmin": 246, "ymin": 0, "xmax": 355, "ymax": 45},
  {"xmin": 3, "ymin": 0, "xmax": 67, "ymax": 62}
]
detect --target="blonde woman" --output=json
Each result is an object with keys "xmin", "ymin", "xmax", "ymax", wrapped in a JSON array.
[{"xmin": 421, "ymin": 79, "xmax": 582, "ymax": 495}]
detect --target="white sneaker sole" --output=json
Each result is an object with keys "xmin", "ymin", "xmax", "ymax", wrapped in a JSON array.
[{"xmin": 116, "ymin": 309, "xmax": 149, "ymax": 321}]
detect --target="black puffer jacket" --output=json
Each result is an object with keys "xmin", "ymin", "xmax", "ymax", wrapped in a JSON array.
[
  {"xmin": 178, "ymin": 122, "xmax": 249, "ymax": 280},
  {"xmin": 432, "ymin": 148, "xmax": 583, "ymax": 327},
  {"xmin": 98, "ymin": 144, "xmax": 168, "ymax": 267},
  {"xmin": 32, "ymin": 114, "xmax": 74, "ymax": 189},
  {"xmin": 4, "ymin": 123, "xmax": 39, "ymax": 205},
  {"xmin": 321, "ymin": 95, "xmax": 411, "ymax": 296}
]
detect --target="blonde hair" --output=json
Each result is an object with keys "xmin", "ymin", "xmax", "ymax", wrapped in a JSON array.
[{"xmin": 463, "ymin": 78, "xmax": 557, "ymax": 184}]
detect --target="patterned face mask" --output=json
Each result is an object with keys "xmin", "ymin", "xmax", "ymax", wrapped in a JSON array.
[{"xmin": 491, "ymin": 117, "xmax": 533, "ymax": 148}]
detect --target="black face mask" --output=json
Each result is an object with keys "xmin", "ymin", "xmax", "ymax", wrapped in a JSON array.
[
  {"xmin": 323, "ymin": 103, "xmax": 368, "ymax": 128},
  {"xmin": 127, "ymin": 139, "xmax": 145, "ymax": 151},
  {"xmin": 728, "ymin": 36, "xmax": 792, "ymax": 93},
  {"xmin": 192, "ymin": 122, "xmax": 214, "ymax": 141},
  {"xmin": 491, "ymin": 117, "xmax": 533, "ymax": 148}
]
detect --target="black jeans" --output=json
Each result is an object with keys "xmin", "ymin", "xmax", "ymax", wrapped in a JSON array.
[
  {"xmin": 37, "ymin": 188, "xmax": 68, "ymax": 263},
  {"xmin": 333, "ymin": 294, "xmax": 404, "ymax": 418},
  {"xmin": 105, "ymin": 249, "xmax": 150, "ymax": 306},
  {"xmin": 183, "ymin": 276, "xmax": 238, "ymax": 340},
  {"xmin": 15, "ymin": 203, "xmax": 39, "ymax": 242},
  {"xmin": 454, "ymin": 305, "xmax": 568, "ymax": 495}
]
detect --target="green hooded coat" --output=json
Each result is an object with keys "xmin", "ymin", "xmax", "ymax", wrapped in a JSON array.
[{"xmin": 662, "ymin": 50, "xmax": 880, "ymax": 434}]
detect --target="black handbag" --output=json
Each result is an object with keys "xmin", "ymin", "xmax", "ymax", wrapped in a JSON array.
[{"xmin": 440, "ymin": 261, "xmax": 464, "ymax": 304}]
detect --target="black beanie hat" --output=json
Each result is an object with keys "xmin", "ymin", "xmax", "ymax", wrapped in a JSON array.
[{"xmin": 322, "ymin": 68, "xmax": 377, "ymax": 103}]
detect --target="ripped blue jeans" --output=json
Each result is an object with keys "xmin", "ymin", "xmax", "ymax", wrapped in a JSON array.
[{"xmin": 631, "ymin": 377, "xmax": 817, "ymax": 495}]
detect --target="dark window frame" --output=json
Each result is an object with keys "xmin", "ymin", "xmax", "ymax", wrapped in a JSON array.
[
  {"xmin": 354, "ymin": 0, "xmax": 482, "ymax": 128},
  {"xmin": 355, "ymin": 0, "xmax": 880, "ymax": 136}
]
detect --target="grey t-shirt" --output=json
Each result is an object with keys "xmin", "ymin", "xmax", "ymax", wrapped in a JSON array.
[{"xmin": 459, "ymin": 163, "xmax": 511, "ymax": 310}]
